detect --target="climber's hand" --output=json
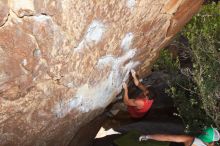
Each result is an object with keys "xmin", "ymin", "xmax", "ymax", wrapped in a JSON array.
[
  {"xmin": 122, "ymin": 82, "xmax": 128, "ymax": 91},
  {"xmin": 131, "ymin": 69, "xmax": 140, "ymax": 86},
  {"xmin": 139, "ymin": 135, "xmax": 150, "ymax": 142}
]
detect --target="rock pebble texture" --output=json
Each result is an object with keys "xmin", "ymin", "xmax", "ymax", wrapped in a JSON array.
[{"xmin": 0, "ymin": 0, "xmax": 203, "ymax": 146}]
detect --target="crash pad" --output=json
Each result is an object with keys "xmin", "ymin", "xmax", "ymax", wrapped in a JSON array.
[{"xmin": 114, "ymin": 131, "xmax": 169, "ymax": 146}]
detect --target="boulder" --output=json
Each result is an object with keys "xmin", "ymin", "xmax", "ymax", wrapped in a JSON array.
[{"xmin": 0, "ymin": 0, "xmax": 203, "ymax": 146}]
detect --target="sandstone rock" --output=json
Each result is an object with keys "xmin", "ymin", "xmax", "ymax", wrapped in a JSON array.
[
  {"xmin": 0, "ymin": 1, "xmax": 9, "ymax": 27},
  {"xmin": 0, "ymin": 0, "xmax": 203, "ymax": 146},
  {"xmin": 10, "ymin": 0, "xmax": 35, "ymax": 17}
]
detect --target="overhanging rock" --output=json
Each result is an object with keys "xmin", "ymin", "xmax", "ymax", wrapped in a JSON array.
[{"xmin": 0, "ymin": 0, "xmax": 203, "ymax": 146}]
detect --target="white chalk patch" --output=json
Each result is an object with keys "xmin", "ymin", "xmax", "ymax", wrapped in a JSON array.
[
  {"xmin": 66, "ymin": 82, "xmax": 76, "ymax": 88},
  {"xmin": 120, "ymin": 32, "xmax": 134, "ymax": 51},
  {"xmin": 33, "ymin": 15, "xmax": 50, "ymax": 22},
  {"xmin": 126, "ymin": 0, "xmax": 136, "ymax": 9},
  {"xmin": 86, "ymin": 21, "xmax": 106, "ymax": 43},
  {"xmin": 53, "ymin": 96, "xmax": 82, "ymax": 118},
  {"xmin": 11, "ymin": 0, "xmax": 35, "ymax": 13},
  {"xmin": 21, "ymin": 59, "xmax": 27, "ymax": 66},
  {"xmin": 53, "ymin": 30, "xmax": 141, "ymax": 117},
  {"xmin": 53, "ymin": 48, "xmax": 139, "ymax": 118},
  {"xmin": 33, "ymin": 49, "xmax": 41, "ymax": 57},
  {"xmin": 77, "ymin": 49, "xmax": 139, "ymax": 112},
  {"xmin": 97, "ymin": 55, "xmax": 114, "ymax": 69},
  {"xmin": 95, "ymin": 127, "xmax": 121, "ymax": 138},
  {"xmin": 75, "ymin": 20, "xmax": 106, "ymax": 52},
  {"xmin": 74, "ymin": 82, "xmax": 115, "ymax": 112}
]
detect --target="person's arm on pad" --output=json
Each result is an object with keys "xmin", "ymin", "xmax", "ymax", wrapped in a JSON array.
[{"xmin": 139, "ymin": 134, "xmax": 194, "ymax": 146}]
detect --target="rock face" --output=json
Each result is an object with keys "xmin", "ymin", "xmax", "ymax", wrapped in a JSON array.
[{"xmin": 0, "ymin": 0, "xmax": 203, "ymax": 146}]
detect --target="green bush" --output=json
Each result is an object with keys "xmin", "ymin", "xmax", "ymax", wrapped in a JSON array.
[
  {"xmin": 154, "ymin": 49, "xmax": 213, "ymax": 133},
  {"xmin": 153, "ymin": 2, "xmax": 220, "ymax": 132},
  {"xmin": 183, "ymin": 2, "xmax": 220, "ymax": 128},
  {"xmin": 153, "ymin": 49, "xmax": 179, "ymax": 73}
]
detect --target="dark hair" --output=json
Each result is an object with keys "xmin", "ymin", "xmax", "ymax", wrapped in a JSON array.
[
  {"xmin": 127, "ymin": 72, "xmax": 134, "ymax": 87},
  {"xmin": 148, "ymin": 86, "xmax": 157, "ymax": 100}
]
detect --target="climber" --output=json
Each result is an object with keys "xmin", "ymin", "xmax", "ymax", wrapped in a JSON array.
[
  {"xmin": 139, "ymin": 127, "xmax": 220, "ymax": 146},
  {"xmin": 122, "ymin": 69, "xmax": 155, "ymax": 119}
]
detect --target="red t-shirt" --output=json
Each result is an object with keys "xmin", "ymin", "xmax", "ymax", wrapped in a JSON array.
[{"xmin": 127, "ymin": 94, "xmax": 154, "ymax": 118}]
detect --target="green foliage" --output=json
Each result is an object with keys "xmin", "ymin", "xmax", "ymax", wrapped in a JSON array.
[
  {"xmin": 167, "ymin": 75, "xmax": 214, "ymax": 133},
  {"xmin": 153, "ymin": 2, "xmax": 220, "ymax": 133},
  {"xmin": 183, "ymin": 2, "xmax": 220, "ymax": 128},
  {"xmin": 153, "ymin": 49, "xmax": 179, "ymax": 73},
  {"xmin": 154, "ymin": 49, "xmax": 213, "ymax": 133}
]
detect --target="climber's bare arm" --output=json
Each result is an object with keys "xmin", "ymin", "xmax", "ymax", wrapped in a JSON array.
[
  {"xmin": 123, "ymin": 83, "xmax": 136, "ymax": 106},
  {"xmin": 140, "ymin": 134, "xmax": 194, "ymax": 146},
  {"xmin": 122, "ymin": 83, "xmax": 144, "ymax": 107},
  {"xmin": 131, "ymin": 70, "xmax": 149, "ymax": 96}
]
